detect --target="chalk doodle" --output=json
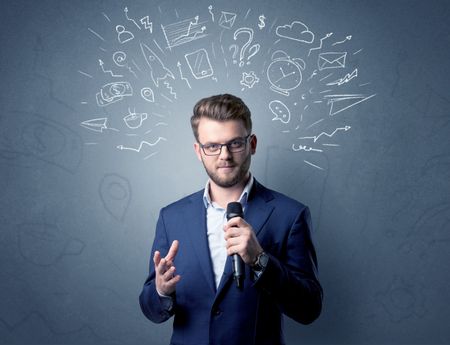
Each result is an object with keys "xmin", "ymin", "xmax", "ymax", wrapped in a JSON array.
[
  {"xmin": 267, "ymin": 50, "xmax": 305, "ymax": 96},
  {"xmin": 324, "ymin": 94, "xmax": 376, "ymax": 116},
  {"xmin": 140, "ymin": 42, "xmax": 175, "ymax": 86},
  {"xmin": 116, "ymin": 137, "xmax": 167, "ymax": 152},
  {"xmin": 116, "ymin": 25, "xmax": 135, "ymax": 44},
  {"xmin": 185, "ymin": 49, "xmax": 214, "ymax": 79},
  {"xmin": 96, "ymin": 81, "xmax": 133, "ymax": 107},
  {"xmin": 276, "ymin": 21, "xmax": 314, "ymax": 43},
  {"xmin": 240, "ymin": 71, "xmax": 259, "ymax": 89},
  {"xmin": 124, "ymin": 7, "xmax": 141, "ymax": 30},
  {"xmin": 140, "ymin": 16, "xmax": 153, "ymax": 33},
  {"xmin": 123, "ymin": 108, "xmax": 148, "ymax": 129},
  {"xmin": 161, "ymin": 16, "xmax": 207, "ymax": 50},
  {"xmin": 218, "ymin": 11, "xmax": 237, "ymax": 30},
  {"xmin": 269, "ymin": 100, "xmax": 291, "ymax": 124},
  {"xmin": 317, "ymin": 52, "xmax": 347, "ymax": 70},
  {"xmin": 233, "ymin": 27, "xmax": 260, "ymax": 67},
  {"xmin": 177, "ymin": 61, "xmax": 192, "ymax": 88},
  {"xmin": 77, "ymin": 6, "xmax": 375, "ymax": 166},
  {"xmin": 99, "ymin": 59, "xmax": 123, "ymax": 78},
  {"xmin": 326, "ymin": 68, "xmax": 358, "ymax": 86},
  {"xmin": 80, "ymin": 118, "xmax": 110, "ymax": 133},
  {"xmin": 140, "ymin": 87, "xmax": 155, "ymax": 102},
  {"xmin": 258, "ymin": 15, "xmax": 266, "ymax": 30},
  {"xmin": 308, "ymin": 32, "xmax": 333, "ymax": 56},
  {"xmin": 297, "ymin": 126, "xmax": 351, "ymax": 143}
]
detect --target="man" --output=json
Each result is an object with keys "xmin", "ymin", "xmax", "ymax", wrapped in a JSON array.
[{"xmin": 139, "ymin": 94, "xmax": 322, "ymax": 345}]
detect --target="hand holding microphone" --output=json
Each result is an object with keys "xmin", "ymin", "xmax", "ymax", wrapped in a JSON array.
[{"xmin": 225, "ymin": 202, "xmax": 264, "ymax": 289}]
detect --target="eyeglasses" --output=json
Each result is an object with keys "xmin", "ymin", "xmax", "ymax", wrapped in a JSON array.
[{"xmin": 199, "ymin": 134, "xmax": 251, "ymax": 156}]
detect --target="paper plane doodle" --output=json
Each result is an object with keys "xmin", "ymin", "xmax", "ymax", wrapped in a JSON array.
[
  {"xmin": 80, "ymin": 118, "xmax": 108, "ymax": 132},
  {"xmin": 324, "ymin": 94, "xmax": 376, "ymax": 116}
]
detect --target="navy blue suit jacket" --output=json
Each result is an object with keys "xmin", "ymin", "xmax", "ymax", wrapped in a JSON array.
[{"xmin": 140, "ymin": 180, "xmax": 322, "ymax": 345}]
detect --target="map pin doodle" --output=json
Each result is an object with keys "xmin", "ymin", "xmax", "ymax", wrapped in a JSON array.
[{"xmin": 99, "ymin": 173, "xmax": 131, "ymax": 222}]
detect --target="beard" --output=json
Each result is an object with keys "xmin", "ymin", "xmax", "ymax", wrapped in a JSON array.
[{"xmin": 202, "ymin": 152, "xmax": 251, "ymax": 188}]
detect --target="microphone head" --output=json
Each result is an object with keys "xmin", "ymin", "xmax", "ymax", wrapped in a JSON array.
[{"xmin": 226, "ymin": 202, "xmax": 243, "ymax": 220}]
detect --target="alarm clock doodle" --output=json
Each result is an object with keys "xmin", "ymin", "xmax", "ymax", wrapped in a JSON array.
[{"xmin": 266, "ymin": 50, "xmax": 306, "ymax": 96}]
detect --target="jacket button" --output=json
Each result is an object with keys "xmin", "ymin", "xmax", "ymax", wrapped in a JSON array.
[{"xmin": 212, "ymin": 308, "xmax": 222, "ymax": 316}]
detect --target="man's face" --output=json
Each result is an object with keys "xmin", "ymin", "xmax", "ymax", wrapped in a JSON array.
[{"xmin": 194, "ymin": 118, "xmax": 257, "ymax": 188}]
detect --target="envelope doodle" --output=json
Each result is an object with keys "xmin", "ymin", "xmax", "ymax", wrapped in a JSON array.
[
  {"xmin": 218, "ymin": 11, "xmax": 237, "ymax": 30},
  {"xmin": 317, "ymin": 52, "xmax": 347, "ymax": 70}
]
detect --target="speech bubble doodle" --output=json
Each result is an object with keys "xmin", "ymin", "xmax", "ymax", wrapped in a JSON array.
[{"xmin": 269, "ymin": 100, "xmax": 291, "ymax": 124}]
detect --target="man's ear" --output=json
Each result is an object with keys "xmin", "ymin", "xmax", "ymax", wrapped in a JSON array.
[
  {"xmin": 194, "ymin": 142, "xmax": 202, "ymax": 161},
  {"xmin": 250, "ymin": 134, "xmax": 257, "ymax": 155}
]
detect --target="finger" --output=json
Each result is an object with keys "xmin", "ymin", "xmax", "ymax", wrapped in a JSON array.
[
  {"xmin": 170, "ymin": 274, "xmax": 181, "ymax": 284},
  {"xmin": 162, "ymin": 266, "xmax": 176, "ymax": 281},
  {"xmin": 224, "ymin": 217, "xmax": 242, "ymax": 229},
  {"xmin": 224, "ymin": 227, "xmax": 241, "ymax": 240},
  {"xmin": 226, "ymin": 243, "xmax": 243, "ymax": 256},
  {"xmin": 225, "ymin": 237, "xmax": 241, "ymax": 249},
  {"xmin": 165, "ymin": 240, "xmax": 179, "ymax": 261},
  {"xmin": 156, "ymin": 257, "xmax": 169, "ymax": 275},
  {"xmin": 153, "ymin": 251, "xmax": 161, "ymax": 267}
]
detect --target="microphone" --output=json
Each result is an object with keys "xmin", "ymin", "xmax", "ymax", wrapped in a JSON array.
[{"xmin": 226, "ymin": 202, "xmax": 244, "ymax": 289}]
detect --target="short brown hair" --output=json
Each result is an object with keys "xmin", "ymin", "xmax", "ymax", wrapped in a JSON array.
[{"xmin": 190, "ymin": 94, "xmax": 252, "ymax": 141}]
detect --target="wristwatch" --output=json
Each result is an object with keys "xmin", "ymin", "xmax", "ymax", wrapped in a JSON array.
[{"xmin": 252, "ymin": 251, "xmax": 269, "ymax": 272}]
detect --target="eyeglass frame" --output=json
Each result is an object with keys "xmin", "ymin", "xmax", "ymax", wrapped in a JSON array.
[{"xmin": 198, "ymin": 134, "xmax": 252, "ymax": 156}]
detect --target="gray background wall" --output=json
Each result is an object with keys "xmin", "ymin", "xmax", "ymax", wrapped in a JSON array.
[{"xmin": 1, "ymin": 0, "xmax": 449, "ymax": 344}]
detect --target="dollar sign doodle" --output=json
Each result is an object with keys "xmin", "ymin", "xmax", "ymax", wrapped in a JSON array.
[{"xmin": 258, "ymin": 15, "xmax": 266, "ymax": 30}]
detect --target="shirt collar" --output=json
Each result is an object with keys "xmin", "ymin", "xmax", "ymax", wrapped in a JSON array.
[{"xmin": 203, "ymin": 174, "xmax": 254, "ymax": 209}]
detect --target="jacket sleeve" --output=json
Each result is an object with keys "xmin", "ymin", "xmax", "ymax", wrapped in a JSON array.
[
  {"xmin": 253, "ymin": 206, "xmax": 323, "ymax": 324},
  {"xmin": 139, "ymin": 209, "xmax": 176, "ymax": 323}
]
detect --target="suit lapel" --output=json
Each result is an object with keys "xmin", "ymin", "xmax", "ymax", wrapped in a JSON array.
[{"xmin": 182, "ymin": 192, "xmax": 216, "ymax": 295}]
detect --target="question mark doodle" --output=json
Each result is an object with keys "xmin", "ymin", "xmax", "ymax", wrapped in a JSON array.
[
  {"xmin": 229, "ymin": 44, "xmax": 239, "ymax": 64},
  {"xmin": 233, "ymin": 27, "xmax": 260, "ymax": 67}
]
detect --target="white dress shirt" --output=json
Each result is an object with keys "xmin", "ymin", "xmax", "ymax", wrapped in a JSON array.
[{"xmin": 202, "ymin": 175, "xmax": 254, "ymax": 289}]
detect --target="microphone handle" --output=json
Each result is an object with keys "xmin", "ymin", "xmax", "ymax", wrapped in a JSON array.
[
  {"xmin": 232, "ymin": 253, "xmax": 244, "ymax": 289},
  {"xmin": 226, "ymin": 202, "xmax": 245, "ymax": 289}
]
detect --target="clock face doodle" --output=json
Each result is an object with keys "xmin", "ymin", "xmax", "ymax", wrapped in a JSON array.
[{"xmin": 267, "ymin": 50, "xmax": 305, "ymax": 96}]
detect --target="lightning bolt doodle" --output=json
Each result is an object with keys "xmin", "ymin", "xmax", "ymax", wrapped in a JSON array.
[
  {"xmin": 140, "ymin": 16, "xmax": 153, "ymax": 33},
  {"xmin": 326, "ymin": 69, "xmax": 358, "ymax": 86}
]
